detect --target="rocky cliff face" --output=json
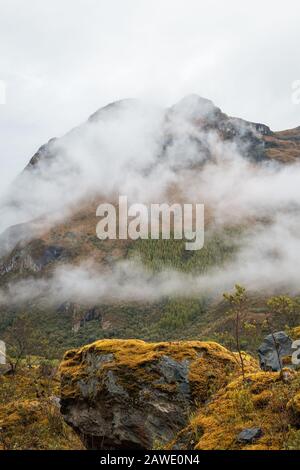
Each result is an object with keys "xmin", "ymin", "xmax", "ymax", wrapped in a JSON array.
[
  {"xmin": 59, "ymin": 339, "xmax": 257, "ymax": 449},
  {"xmin": 0, "ymin": 239, "xmax": 67, "ymax": 277}
]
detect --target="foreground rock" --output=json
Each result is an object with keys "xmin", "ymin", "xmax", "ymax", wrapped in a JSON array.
[
  {"xmin": 258, "ymin": 331, "xmax": 293, "ymax": 371},
  {"xmin": 59, "ymin": 339, "xmax": 256, "ymax": 450},
  {"xmin": 237, "ymin": 427, "xmax": 263, "ymax": 444}
]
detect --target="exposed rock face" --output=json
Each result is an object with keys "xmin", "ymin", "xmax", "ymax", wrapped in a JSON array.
[
  {"xmin": 25, "ymin": 137, "xmax": 58, "ymax": 169},
  {"xmin": 0, "ymin": 239, "xmax": 67, "ymax": 276},
  {"xmin": 59, "ymin": 339, "xmax": 256, "ymax": 450},
  {"xmin": 73, "ymin": 307, "xmax": 102, "ymax": 332},
  {"xmin": 163, "ymin": 95, "xmax": 271, "ymax": 165},
  {"xmin": 57, "ymin": 302, "xmax": 104, "ymax": 333},
  {"xmin": 258, "ymin": 331, "xmax": 293, "ymax": 371}
]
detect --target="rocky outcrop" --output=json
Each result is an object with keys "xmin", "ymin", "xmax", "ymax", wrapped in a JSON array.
[
  {"xmin": 0, "ymin": 239, "xmax": 67, "ymax": 276},
  {"xmin": 258, "ymin": 331, "xmax": 293, "ymax": 371},
  {"xmin": 164, "ymin": 95, "xmax": 270, "ymax": 164},
  {"xmin": 25, "ymin": 137, "xmax": 58, "ymax": 169},
  {"xmin": 57, "ymin": 302, "xmax": 105, "ymax": 333},
  {"xmin": 73, "ymin": 307, "xmax": 102, "ymax": 332},
  {"xmin": 59, "ymin": 339, "xmax": 257, "ymax": 450}
]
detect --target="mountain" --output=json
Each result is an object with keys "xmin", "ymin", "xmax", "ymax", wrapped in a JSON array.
[
  {"xmin": 24, "ymin": 95, "xmax": 300, "ymax": 171},
  {"xmin": 0, "ymin": 95, "xmax": 300, "ymax": 357},
  {"xmin": 2, "ymin": 96, "xmax": 300, "ymax": 451}
]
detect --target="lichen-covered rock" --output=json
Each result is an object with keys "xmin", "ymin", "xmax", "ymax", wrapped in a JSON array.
[{"xmin": 59, "ymin": 339, "xmax": 257, "ymax": 450}]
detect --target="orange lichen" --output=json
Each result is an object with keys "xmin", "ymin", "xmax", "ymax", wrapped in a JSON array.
[
  {"xmin": 171, "ymin": 369, "xmax": 300, "ymax": 450},
  {"xmin": 60, "ymin": 339, "xmax": 258, "ymax": 402}
]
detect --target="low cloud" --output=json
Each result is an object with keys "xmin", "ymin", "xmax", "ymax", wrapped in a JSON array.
[{"xmin": 1, "ymin": 96, "xmax": 300, "ymax": 304}]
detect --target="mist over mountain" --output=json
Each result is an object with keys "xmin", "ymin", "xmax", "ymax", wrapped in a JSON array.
[
  {"xmin": 0, "ymin": 95, "xmax": 300, "ymax": 354},
  {"xmin": 2, "ymin": 0, "xmax": 300, "ymax": 453}
]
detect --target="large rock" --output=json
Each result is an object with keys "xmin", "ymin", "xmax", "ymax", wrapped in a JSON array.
[
  {"xmin": 258, "ymin": 331, "xmax": 293, "ymax": 371},
  {"xmin": 59, "ymin": 339, "xmax": 256, "ymax": 450}
]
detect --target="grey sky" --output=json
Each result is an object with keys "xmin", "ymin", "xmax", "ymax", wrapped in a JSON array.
[{"xmin": 0, "ymin": 0, "xmax": 300, "ymax": 192}]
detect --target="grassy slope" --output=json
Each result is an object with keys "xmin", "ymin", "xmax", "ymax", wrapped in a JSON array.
[{"xmin": 0, "ymin": 361, "xmax": 83, "ymax": 450}]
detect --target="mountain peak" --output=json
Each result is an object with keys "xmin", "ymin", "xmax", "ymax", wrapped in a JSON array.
[
  {"xmin": 171, "ymin": 94, "xmax": 222, "ymax": 121},
  {"xmin": 88, "ymin": 98, "xmax": 141, "ymax": 123}
]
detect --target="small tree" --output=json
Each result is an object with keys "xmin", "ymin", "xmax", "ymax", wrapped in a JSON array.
[
  {"xmin": 223, "ymin": 284, "xmax": 247, "ymax": 381},
  {"xmin": 267, "ymin": 295, "xmax": 300, "ymax": 328},
  {"xmin": 3, "ymin": 315, "xmax": 35, "ymax": 374},
  {"xmin": 243, "ymin": 320, "xmax": 260, "ymax": 351}
]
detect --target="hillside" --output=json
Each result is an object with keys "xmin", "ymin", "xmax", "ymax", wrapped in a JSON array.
[
  {"xmin": 0, "ymin": 95, "xmax": 300, "ymax": 357},
  {"xmin": 1, "ymin": 96, "xmax": 300, "ymax": 451}
]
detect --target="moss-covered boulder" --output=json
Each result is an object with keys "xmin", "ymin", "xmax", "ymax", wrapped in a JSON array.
[{"xmin": 59, "ymin": 339, "xmax": 257, "ymax": 449}]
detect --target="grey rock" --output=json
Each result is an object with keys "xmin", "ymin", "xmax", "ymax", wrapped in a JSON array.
[
  {"xmin": 26, "ymin": 138, "xmax": 58, "ymax": 169},
  {"xmin": 237, "ymin": 427, "xmax": 263, "ymax": 444},
  {"xmin": 158, "ymin": 355, "xmax": 190, "ymax": 383},
  {"xmin": 78, "ymin": 377, "xmax": 99, "ymax": 399},
  {"xmin": 105, "ymin": 370, "xmax": 129, "ymax": 398},
  {"xmin": 258, "ymin": 331, "xmax": 293, "ymax": 371},
  {"xmin": 37, "ymin": 245, "xmax": 64, "ymax": 268},
  {"xmin": 57, "ymin": 303, "xmax": 103, "ymax": 333},
  {"xmin": 155, "ymin": 356, "xmax": 190, "ymax": 398},
  {"xmin": 79, "ymin": 307, "xmax": 102, "ymax": 327},
  {"xmin": 60, "ymin": 353, "xmax": 194, "ymax": 449}
]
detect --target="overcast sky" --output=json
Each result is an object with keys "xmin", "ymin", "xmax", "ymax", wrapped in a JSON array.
[{"xmin": 0, "ymin": 0, "xmax": 300, "ymax": 191}]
